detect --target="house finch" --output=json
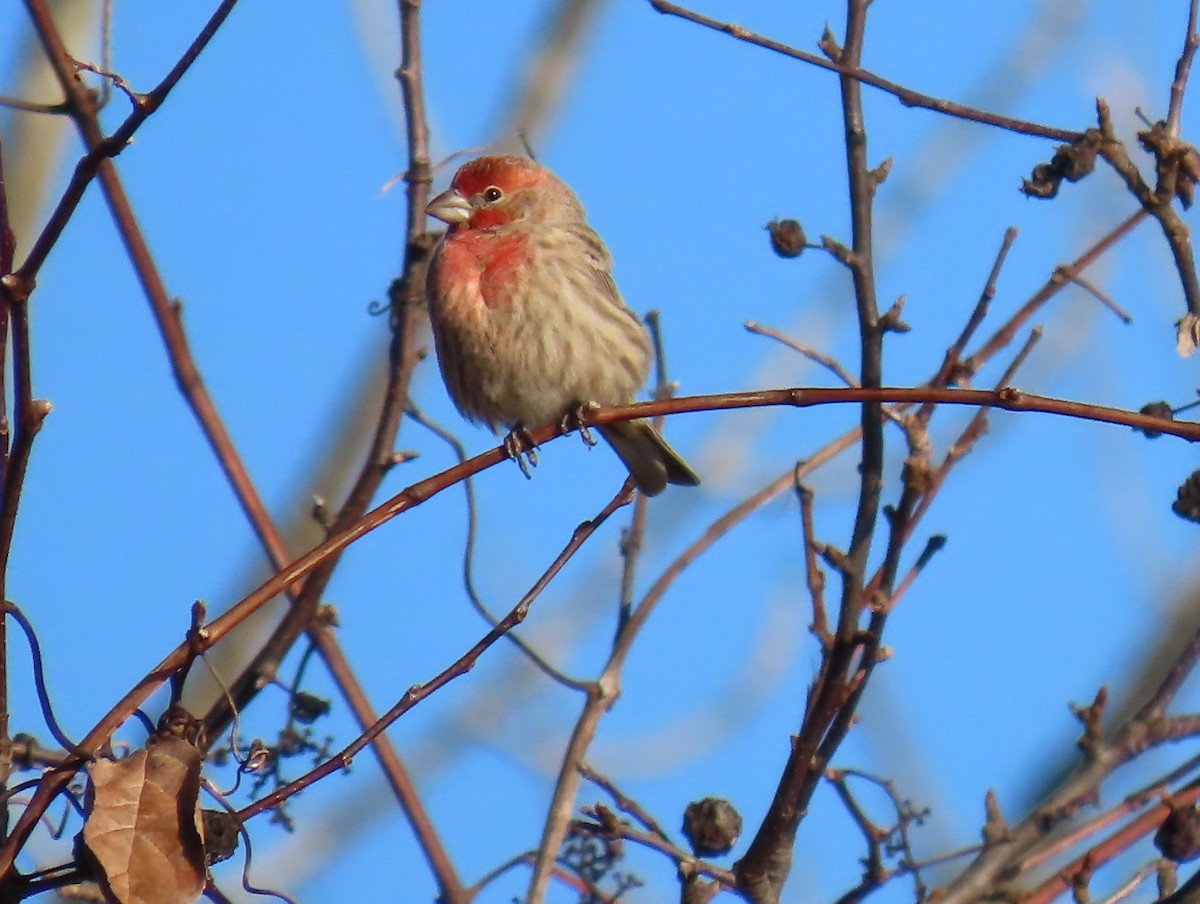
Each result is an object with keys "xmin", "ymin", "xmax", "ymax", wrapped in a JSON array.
[{"xmin": 424, "ymin": 155, "xmax": 699, "ymax": 496}]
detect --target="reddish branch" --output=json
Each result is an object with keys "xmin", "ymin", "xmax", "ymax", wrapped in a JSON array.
[
  {"xmin": 941, "ymin": 633, "xmax": 1200, "ymax": 902},
  {"xmin": 198, "ymin": 0, "xmax": 434, "ymax": 742},
  {"xmin": 15, "ymin": 0, "xmax": 240, "ymax": 283},
  {"xmin": 2, "ymin": 1, "xmax": 463, "ymax": 898},
  {"xmin": 235, "ymin": 487, "xmax": 634, "ymax": 822},
  {"xmin": 0, "ymin": 379, "xmax": 1185, "ymax": 875},
  {"xmin": 2, "ymin": 8, "xmax": 1192, "ymax": 900},
  {"xmin": 1022, "ymin": 783, "xmax": 1200, "ymax": 904}
]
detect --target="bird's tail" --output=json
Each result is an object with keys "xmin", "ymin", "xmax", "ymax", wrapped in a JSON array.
[{"xmin": 599, "ymin": 419, "xmax": 700, "ymax": 497}]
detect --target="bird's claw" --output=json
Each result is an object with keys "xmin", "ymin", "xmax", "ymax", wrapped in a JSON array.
[
  {"xmin": 503, "ymin": 426, "xmax": 538, "ymax": 480},
  {"xmin": 561, "ymin": 402, "xmax": 601, "ymax": 448}
]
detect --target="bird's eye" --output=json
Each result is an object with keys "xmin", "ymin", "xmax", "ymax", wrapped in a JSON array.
[{"xmin": 482, "ymin": 186, "xmax": 503, "ymax": 203}]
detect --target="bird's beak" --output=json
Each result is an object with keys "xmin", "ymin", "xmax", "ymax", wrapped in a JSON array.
[{"xmin": 425, "ymin": 188, "xmax": 473, "ymax": 225}]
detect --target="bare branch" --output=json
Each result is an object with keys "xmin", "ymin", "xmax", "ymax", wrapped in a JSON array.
[{"xmin": 648, "ymin": 0, "xmax": 1081, "ymax": 142}]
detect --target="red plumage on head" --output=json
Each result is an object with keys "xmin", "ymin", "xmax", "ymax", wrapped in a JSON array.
[{"xmin": 450, "ymin": 155, "xmax": 548, "ymax": 198}]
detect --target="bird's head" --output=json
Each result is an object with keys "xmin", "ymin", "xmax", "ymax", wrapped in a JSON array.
[{"xmin": 425, "ymin": 155, "xmax": 583, "ymax": 231}]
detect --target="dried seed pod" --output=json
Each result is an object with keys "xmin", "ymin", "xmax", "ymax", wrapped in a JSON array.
[
  {"xmin": 1172, "ymin": 469, "xmax": 1200, "ymax": 524},
  {"xmin": 1156, "ymin": 803, "xmax": 1200, "ymax": 862},
  {"xmin": 682, "ymin": 797, "xmax": 742, "ymax": 857},
  {"xmin": 766, "ymin": 219, "xmax": 807, "ymax": 258}
]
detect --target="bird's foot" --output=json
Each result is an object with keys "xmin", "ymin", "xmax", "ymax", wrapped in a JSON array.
[
  {"xmin": 560, "ymin": 401, "xmax": 601, "ymax": 448},
  {"xmin": 503, "ymin": 425, "xmax": 539, "ymax": 479}
]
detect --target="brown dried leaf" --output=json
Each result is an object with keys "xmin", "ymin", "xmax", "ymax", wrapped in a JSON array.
[{"xmin": 81, "ymin": 736, "xmax": 206, "ymax": 904}]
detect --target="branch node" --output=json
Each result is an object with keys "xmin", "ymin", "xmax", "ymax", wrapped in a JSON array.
[
  {"xmin": 815, "ymin": 542, "xmax": 851, "ymax": 575},
  {"xmin": 0, "ymin": 272, "xmax": 34, "ymax": 303}
]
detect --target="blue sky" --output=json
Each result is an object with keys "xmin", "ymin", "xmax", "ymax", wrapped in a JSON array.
[{"xmin": 3, "ymin": 1, "xmax": 1200, "ymax": 902}]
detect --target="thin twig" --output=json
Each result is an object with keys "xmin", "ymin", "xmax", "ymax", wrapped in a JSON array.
[
  {"xmin": 406, "ymin": 404, "xmax": 587, "ymax": 691},
  {"xmin": 0, "ymin": 2, "xmax": 451, "ymax": 888},
  {"xmin": 0, "ymin": 377, "xmax": 1183, "ymax": 872},
  {"xmin": 964, "ymin": 210, "xmax": 1146, "ymax": 370},
  {"xmin": 235, "ymin": 486, "xmax": 633, "ymax": 822},
  {"xmin": 901, "ymin": 328, "xmax": 1044, "ymax": 563},
  {"xmin": 616, "ymin": 309, "xmax": 676, "ymax": 635},
  {"xmin": 574, "ymin": 815, "xmax": 738, "ymax": 888},
  {"xmin": 648, "ymin": 0, "xmax": 1081, "ymax": 142},
  {"xmin": 1168, "ymin": 0, "xmax": 1200, "ymax": 134},
  {"xmin": 1096, "ymin": 862, "xmax": 1164, "ymax": 904},
  {"xmin": 1020, "ymin": 782, "xmax": 1200, "ymax": 904},
  {"xmin": 746, "ymin": 321, "xmax": 860, "ymax": 388},
  {"xmin": 919, "ymin": 226, "xmax": 1018, "ymax": 427},
  {"xmin": 1058, "ymin": 270, "xmax": 1133, "ymax": 323},
  {"xmin": 3, "ymin": 602, "xmax": 80, "ymax": 756},
  {"xmin": 796, "ymin": 481, "xmax": 830, "ymax": 645},
  {"xmin": 1019, "ymin": 751, "xmax": 1200, "ymax": 874},
  {"xmin": 200, "ymin": 0, "xmax": 436, "ymax": 744},
  {"xmin": 1092, "ymin": 100, "xmax": 1200, "ymax": 318},
  {"xmin": 16, "ymin": 0, "xmax": 241, "ymax": 281},
  {"xmin": 738, "ymin": 4, "xmax": 894, "ymax": 891},
  {"xmin": 0, "ymin": 95, "xmax": 67, "ymax": 114},
  {"xmin": 579, "ymin": 763, "xmax": 671, "ymax": 841}
]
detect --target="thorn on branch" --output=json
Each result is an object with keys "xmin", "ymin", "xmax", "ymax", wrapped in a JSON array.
[
  {"xmin": 1070, "ymin": 686, "xmax": 1108, "ymax": 756},
  {"xmin": 868, "ymin": 157, "xmax": 894, "ymax": 189},
  {"xmin": 879, "ymin": 295, "xmax": 910, "ymax": 333},
  {"xmin": 389, "ymin": 449, "xmax": 421, "ymax": 467},
  {"xmin": 311, "ymin": 495, "xmax": 333, "ymax": 529},
  {"xmin": 914, "ymin": 535, "xmax": 947, "ymax": 571},
  {"xmin": 796, "ymin": 478, "xmax": 832, "ymax": 646},
  {"xmin": 188, "ymin": 601, "xmax": 208, "ymax": 647},
  {"xmin": 982, "ymin": 789, "xmax": 1009, "ymax": 847},
  {"xmin": 818, "ymin": 24, "xmax": 841, "ymax": 60}
]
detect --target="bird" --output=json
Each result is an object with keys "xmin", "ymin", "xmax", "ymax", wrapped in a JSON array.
[{"xmin": 423, "ymin": 154, "xmax": 699, "ymax": 496}]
